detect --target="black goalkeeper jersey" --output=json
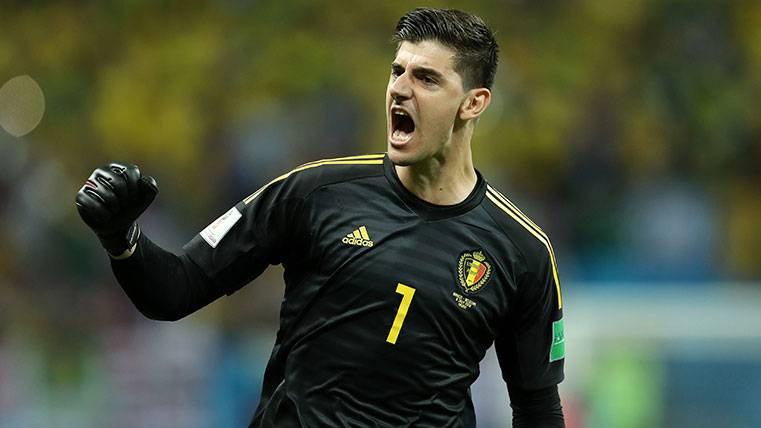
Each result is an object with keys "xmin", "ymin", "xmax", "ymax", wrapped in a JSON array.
[{"xmin": 183, "ymin": 153, "xmax": 565, "ymax": 427}]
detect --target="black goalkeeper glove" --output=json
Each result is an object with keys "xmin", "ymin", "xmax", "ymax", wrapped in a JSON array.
[{"xmin": 75, "ymin": 162, "xmax": 158, "ymax": 258}]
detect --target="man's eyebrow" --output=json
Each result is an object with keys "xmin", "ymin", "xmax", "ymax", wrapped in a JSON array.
[
  {"xmin": 414, "ymin": 66, "xmax": 444, "ymax": 80},
  {"xmin": 390, "ymin": 63, "xmax": 445, "ymax": 79}
]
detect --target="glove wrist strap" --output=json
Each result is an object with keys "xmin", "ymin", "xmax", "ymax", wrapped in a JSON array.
[{"xmin": 101, "ymin": 223, "xmax": 140, "ymax": 259}]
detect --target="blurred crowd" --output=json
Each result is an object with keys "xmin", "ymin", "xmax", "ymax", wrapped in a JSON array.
[{"xmin": 1, "ymin": 1, "xmax": 760, "ymax": 426}]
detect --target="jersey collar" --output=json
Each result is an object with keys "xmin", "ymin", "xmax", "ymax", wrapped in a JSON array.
[{"xmin": 383, "ymin": 154, "xmax": 486, "ymax": 221}]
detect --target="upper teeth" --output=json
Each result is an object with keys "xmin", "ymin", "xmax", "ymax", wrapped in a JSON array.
[{"xmin": 394, "ymin": 110, "xmax": 408, "ymax": 116}]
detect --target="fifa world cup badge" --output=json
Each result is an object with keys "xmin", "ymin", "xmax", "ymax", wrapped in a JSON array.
[
  {"xmin": 457, "ymin": 250, "xmax": 492, "ymax": 294},
  {"xmin": 550, "ymin": 319, "xmax": 566, "ymax": 362}
]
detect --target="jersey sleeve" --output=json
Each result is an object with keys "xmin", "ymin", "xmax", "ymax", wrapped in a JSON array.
[
  {"xmin": 182, "ymin": 175, "xmax": 308, "ymax": 295},
  {"xmin": 495, "ymin": 249, "xmax": 565, "ymax": 390}
]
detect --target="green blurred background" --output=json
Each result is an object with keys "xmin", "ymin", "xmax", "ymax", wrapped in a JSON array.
[{"xmin": 1, "ymin": 1, "xmax": 761, "ymax": 427}]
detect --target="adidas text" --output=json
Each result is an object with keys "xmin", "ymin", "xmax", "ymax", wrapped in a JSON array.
[{"xmin": 342, "ymin": 236, "xmax": 374, "ymax": 247}]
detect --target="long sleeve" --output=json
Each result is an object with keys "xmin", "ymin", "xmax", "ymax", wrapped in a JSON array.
[
  {"xmin": 494, "ymin": 252, "xmax": 565, "ymax": 390},
  {"xmin": 110, "ymin": 162, "xmax": 314, "ymax": 321},
  {"xmin": 110, "ymin": 232, "xmax": 225, "ymax": 321},
  {"xmin": 494, "ymin": 239, "xmax": 566, "ymax": 426},
  {"xmin": 508, "ymin": 385, "xmax": 564, "ymax": 428}
]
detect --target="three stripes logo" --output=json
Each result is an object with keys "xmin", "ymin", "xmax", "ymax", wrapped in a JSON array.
[{"xmin": 342, "ymin": 226, "xmax": 374, "ymax": 247}]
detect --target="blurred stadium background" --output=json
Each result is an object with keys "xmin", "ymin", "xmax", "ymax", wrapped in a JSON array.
[{"xmin": 1, "ymin": 1, "xmax": 761, "ymax": 427}]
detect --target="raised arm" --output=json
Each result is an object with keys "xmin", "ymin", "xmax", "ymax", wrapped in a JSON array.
[
  {"xmin": 75, "ymin": 162, "xmax": 224, "ymax": 320},
  {"xmin": 76, "ymin": 162, "xmax": 311, "ymax": 321}
]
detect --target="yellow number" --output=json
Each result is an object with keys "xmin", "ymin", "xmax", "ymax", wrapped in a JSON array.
[{"xmin": 386, "ymin": 283, "xmax": 416, "ymax": 344}]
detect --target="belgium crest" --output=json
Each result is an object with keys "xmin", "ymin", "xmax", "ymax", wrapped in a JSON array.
[{"xmin": 457, "ymin": 250, "xmax": 492, "ymax": 294}]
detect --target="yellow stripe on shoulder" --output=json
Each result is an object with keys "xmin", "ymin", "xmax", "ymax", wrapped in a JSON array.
[
  {"xmin": 486, "ymin": 185, "xmax": 560, "ymax": 269},
  {"xmin": 296, "ymin": 153, "xmax": 385, "ymax": 168},
  {"xmin": 242, "ymin": 155, "xmax": 384, "ymax": 205},
  {"xmin": 486, "ymin": 185, "xmax": 548, "ymax": 240},
  {"xmin": 485, "ymin": 189, "xmax": 563, "ymax": 309}
]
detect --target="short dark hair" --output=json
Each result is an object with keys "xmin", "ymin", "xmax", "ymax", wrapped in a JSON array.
[{"xmin": 392, "ymin": 8, "xmax": 499, "ymax": 90}]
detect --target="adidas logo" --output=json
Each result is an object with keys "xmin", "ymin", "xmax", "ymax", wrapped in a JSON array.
[{"xmin": 342, "ymin": 226, "xmax": 374, "ymax": 247}]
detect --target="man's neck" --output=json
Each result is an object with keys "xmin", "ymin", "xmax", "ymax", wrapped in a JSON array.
[{"xmin": 395, "ymin": 146, "xmax": 477, "ymax": 206}]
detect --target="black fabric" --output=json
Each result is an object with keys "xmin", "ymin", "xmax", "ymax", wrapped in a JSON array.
[
  {"xmin": 111, "ymin": 233, "xmax": 224, "ymax": 321},
  {"xmin": 509, "ymin": 385, "xmax": 565, "ymax": 428},
  {"xmin": 179, "ymin": 154, "xmax": 564, "ymax": 427}
]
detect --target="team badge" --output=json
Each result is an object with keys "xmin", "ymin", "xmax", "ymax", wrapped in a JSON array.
[{"xmin": 457, "ymin": 250, "xmax": 492, "ymax": 294}]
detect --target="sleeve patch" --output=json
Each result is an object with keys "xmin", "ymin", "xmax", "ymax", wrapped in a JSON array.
[
  {"xmin": 200, "ymin": 207, "xmax": 242, "ymax": 248},
  {"xmin": 549, "ymin": 318, "xmax": 565, "ymax": 362}
]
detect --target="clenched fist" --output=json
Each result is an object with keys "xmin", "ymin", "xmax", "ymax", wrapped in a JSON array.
[{"xmin": 75, "ymin": 162, "xmax": 158, "ymax": 257}]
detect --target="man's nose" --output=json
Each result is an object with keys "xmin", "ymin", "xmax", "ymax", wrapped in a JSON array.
[{"xmin": 389, "ymin": 73, "xmax": 412, "ymax": 101}]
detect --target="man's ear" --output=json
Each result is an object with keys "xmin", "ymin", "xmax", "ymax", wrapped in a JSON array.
[{"xmin": 459, "ymin": 88, "xmax": 491, "ymax": 121}]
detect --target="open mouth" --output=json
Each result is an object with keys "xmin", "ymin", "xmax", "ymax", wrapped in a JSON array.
[{"xmin": 391, "ymin": 109, "xmax": 416, "ymax": 143}]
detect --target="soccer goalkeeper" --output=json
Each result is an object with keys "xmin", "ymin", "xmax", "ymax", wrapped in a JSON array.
[{"xmin": 76, "ymin": 8, "xmax": 565, "ymax": 427}]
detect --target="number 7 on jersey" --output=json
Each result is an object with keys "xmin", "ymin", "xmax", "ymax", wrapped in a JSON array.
[{"xmin": 386, "ymin": 283, "xmax": 416, "ymax": 344}]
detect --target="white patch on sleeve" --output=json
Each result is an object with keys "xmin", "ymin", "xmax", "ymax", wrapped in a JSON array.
[{"xmin": 200, "ymin": 207, "xmax": 242, "ymax": 248}]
